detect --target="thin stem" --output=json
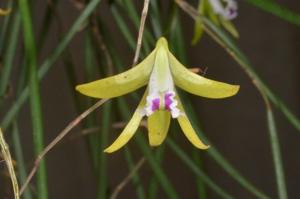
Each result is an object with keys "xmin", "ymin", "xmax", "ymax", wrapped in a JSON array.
[
  {"xmin": 110, "ymin": 157, "xmax": 146, "ymax": 199},
  {"xmin": 133, "ymin": 0, "xmax": 150, "ymax": 65},
  {"xmin": 123, "ymin": 148, "xmax": 146, "ymax": 199},
  {"xmin": 19, "ymin": 99, "xmax": 108, "ymax": 195},
  {"xmin": 266, "ymin": 106, "xmax": 288, "ymax": 199}
]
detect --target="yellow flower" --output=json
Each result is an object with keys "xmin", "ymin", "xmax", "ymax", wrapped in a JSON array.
[
  {"xmin": 76, "ymin": 37, "xmax": 239, "ymax": 153},
  {"xmin": 0, "ymin": 8, "xmax": 11, "ymax": 16}
]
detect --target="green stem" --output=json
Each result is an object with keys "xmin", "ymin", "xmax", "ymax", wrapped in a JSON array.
[
  {"xmin": 0, "ymin": 12, "xmax": 21, "ymax": 101},
  {"xmin": 18, "ymin": 0, "xmax": 48, "ymax": 198},
  {"xmin": 84, "ymin": 32, "xmax": 100, "ymax": 168},
  {"xmin": 148, "ymin": 146, "xmax": 165, "ymax": 199},
  {"xmin": 97, "ymin": 102, "xmax": 111, "ymax": 199},
  {"xmin": 266, "ymin": 104, "xmax": 288, "ymax": 199},
  {"xmin": 37, "ymin": 0, "xmax": 59, "ymax": 49},
  {"xmin": 11, "ymin": 57, "xmax": 32, "ymax": 199}
]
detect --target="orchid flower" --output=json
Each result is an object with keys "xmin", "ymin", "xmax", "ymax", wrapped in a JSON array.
[
  {"xmin": 208, "ymin": 0, "xmax": 238, "ymax": 20},
  {"xmin": 76, "ymin": 37, "xmax": 239, "ymax": 153},
  {"xmin": 192, "ymin": 0, "xmax": 238, "ymax": 45}
]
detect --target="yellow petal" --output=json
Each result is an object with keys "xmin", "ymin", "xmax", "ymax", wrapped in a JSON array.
[
  {"xmin": 104, "ymin": 110, "xmax": 142, "ymax": 153},
  {"xmin": 176, "ymin": 94, "xmax": 209, "ymax": 149},
  {"xmin": 169, "ymin": 53, "xmax": 239, "ymax": 99},
  {"xmin": 104, "ymin": 91, "xmax": 147, "ymax": 153},
  {"xmin": 148, "ymin": 110, "xmax": 171, "ymax": 146},
  {"xmin": 177, "ymin": 115, "xmax": 209, "ymax": 149},
  {"xmin": 0, "ymin": 8, "xmax": 11, "ymax": 16},
  {"xmin": 76, "ymin": 50, "xmax": 156, "ymax": 98}
]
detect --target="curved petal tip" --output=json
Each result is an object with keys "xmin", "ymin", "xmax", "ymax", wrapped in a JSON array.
[{"xmin": 229, "ymin": 84, "xmax": 240, "ymax": 97}]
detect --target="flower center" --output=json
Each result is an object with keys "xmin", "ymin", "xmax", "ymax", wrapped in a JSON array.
[
  {"xmin": 143, "ymin": 45, "xmax": 180, "ymax": 118},
  {"xmin": 145, "ymin": 91, "xmax": 180, "ymax": 118},
  {"xmin": 208, "ymin": 0, "xmax": 238, "ymax": 20}
]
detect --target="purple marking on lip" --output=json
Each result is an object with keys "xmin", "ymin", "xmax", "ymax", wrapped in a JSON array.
[
  {"xmin": 228, "ymin": 8, "xmax": 236, "ymax": 17},
  {"xmin": 151, "ymin": 98, "xmax": 160, "ymax": 111},
  {"xmin": 164, "ymin": 93, "xmax": 173, "ymax": 111}
]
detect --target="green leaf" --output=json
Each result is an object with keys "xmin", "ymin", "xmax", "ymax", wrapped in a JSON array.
[
  {"xmin": 246, "ymin": 0, "xmax": 300, "ymax": 26},
  {"xmin": 18, "ymin": 0, "xmax": 48, "ymax": 197},
  {"xmin": 192, "ymin": 0, "xmax": 206, "ymax": 44},
  {"xmin": 266, "ymin": 105, "xmax": 288, "ymax": 199}
]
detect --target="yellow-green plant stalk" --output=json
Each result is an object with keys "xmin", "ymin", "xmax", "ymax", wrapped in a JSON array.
[{"xmin": 76, "ymin": 37, "xmax": 239, "ymax": 153}]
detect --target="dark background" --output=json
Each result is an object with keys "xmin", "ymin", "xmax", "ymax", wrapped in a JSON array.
[{"xmin": 1, "ymin": 0, "xmax": 300, "ymax": 198}]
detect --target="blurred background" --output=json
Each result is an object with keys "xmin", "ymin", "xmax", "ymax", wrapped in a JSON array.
[{"xmin": 0, "ymin": 0, "xmax": 299, "ymax": 198}]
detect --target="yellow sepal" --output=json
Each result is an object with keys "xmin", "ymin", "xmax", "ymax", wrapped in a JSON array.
[
  {"xmin": 76, "ymin": 50, "xmax": 156, "ymax": 99},
  {"xmin": 104, "ymin": 91, "xmax": 147, "ymax": 153},
  {"xmin": 169, "ymin": 53, "xmax": 239, "ymax": 99},
  {"xmin": 176, "ymin": 95, "xmax": 209, "ymax": 149},
  {"xmin": 148, "ymin": 110, "xmax": 171, "ymax": 146},
  {"xmin": 177, "ymin": 115, "xmax": 209, "ymax": 149}
]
